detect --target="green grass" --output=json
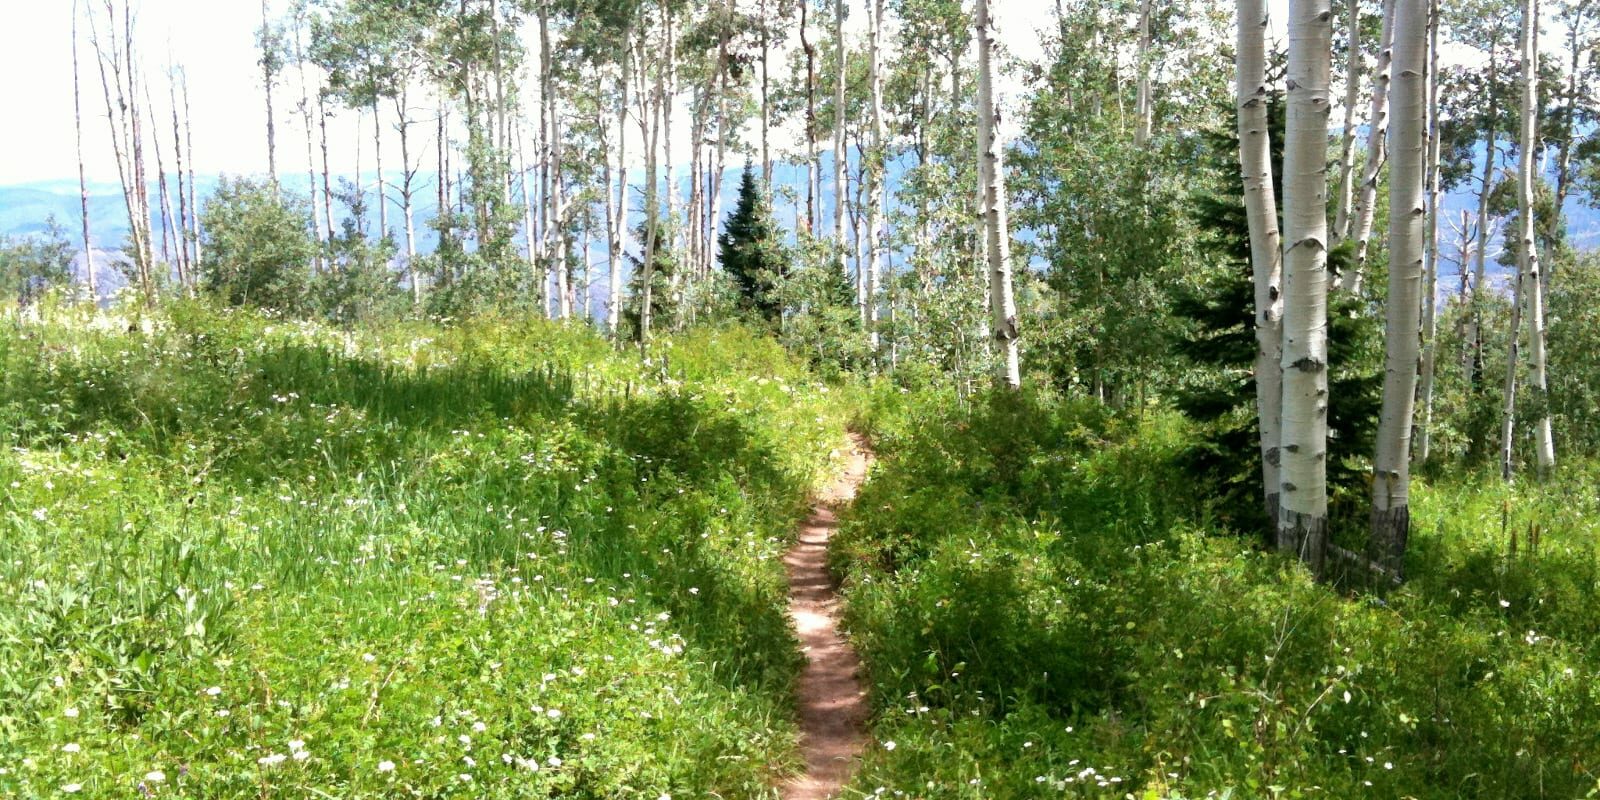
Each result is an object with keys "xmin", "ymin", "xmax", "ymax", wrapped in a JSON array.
[
  {"xmin": 832, "ymin": 387, "xmax": 1600, "ymax": 799},
  {"xmin": 0, "ymin": 302, "xmax": 851, "ymax": 798}
]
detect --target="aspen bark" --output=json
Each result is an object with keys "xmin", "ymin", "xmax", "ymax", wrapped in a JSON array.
[
  {"xmin": 373, "ymin": 101, "xmax": 387, "ymax": 239},
  {"xmin": 292, "ymin": 14, "xmax": 320, "ymax": 272},
  {"xmin": 1333, "ymin": 0, "xmax": 1362, "ymax": 242},
  {"xmin": 1238, "ymin": 0, "xmax": 1286, "ymax": 535},
  {"xmin": 1344, "ymin": 0, "xmax": 1396, "ymax": 292},
  {"xmin": 1466, "ymin": 54, "xmax": 1500, "ymax": 386},
  {"xmin": 640, "ymin": 21, "xmax": 665, "ymax": 343},
  {"xmin": 867, "ymin": 0, "xmax": 886, "ymax": 351},
  {"xmin": 261, "ymin": 0, "xmax": 279, "ymax": 188},
  {"xmin": 609, "ymin": 44, "xmax": 631, "ymax": 336},
  {"xmin": 834, "ymin": 0, "xmax": 852, "ymax": 324},
  {"xmin": 182, "ymin": 73, "xmax": 199, "ymax": 268},
  {"xmin": 1278, "ymin": 0, "xmax": 1334, "ymax": 574},
  {"xmin": 759, "ymin": 0, "xmax": 772, "ymax": 191},
  {"xmin": 1370, "ymin": 0, "xmax": 1427, "ymax": 578},
  {"xmin": 1135, "ymin": 0, "xmax": 1153, "ymax": 146},
  {"xmin": 396, "ymin": 91, "xmax": 419, "ymax": 302},
  {"xmin": 72, "ymin": 0, "xmax": 98, "ymax": 300},
  {"xmin": 1416, "ymin": 0, "xmax": 1441, "ymax": 464},
  {"xmin": 1521, "ymin": 0, "xmax": 1555, "ymax": 476},
  {"xmin": 977, "ymin": 0, "xmax": 1021, "ymax": 389},
  {"xmin": 801, "ymin": 1, "xmax": 819, "ymax": 232}
]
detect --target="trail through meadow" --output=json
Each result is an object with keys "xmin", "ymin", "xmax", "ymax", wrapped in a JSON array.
[{"xmin": 780, "ymin": 434, "xmax": 873, "ymax": 800}]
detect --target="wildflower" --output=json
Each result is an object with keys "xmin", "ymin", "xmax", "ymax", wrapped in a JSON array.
[
  {"xmin": 144, "ymin": 771, "xmax": 165, "ymax": 783},
  {"xmin": 205, "ymin": 686, "xmax": 222, "ymax": 697},
  {"xmin": 377, "ymin": 761, "xmax": 396, "ymax": 773}
]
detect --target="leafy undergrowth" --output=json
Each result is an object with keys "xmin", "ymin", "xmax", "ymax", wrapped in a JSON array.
[
  {"xmin": 0, "ymin": 302, "xmax": 851, "ymax": 798},
  {"xmin": 832, "ymin": 387, "xmax": 1600, "ymax": 799}
]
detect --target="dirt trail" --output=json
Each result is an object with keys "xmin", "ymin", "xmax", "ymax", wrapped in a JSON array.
[{"xmin": 780, "ymin": 433, "xmax": 873, "ymax": 800}]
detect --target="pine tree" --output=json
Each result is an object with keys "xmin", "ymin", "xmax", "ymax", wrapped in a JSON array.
[
  {"xmin": 718, "ymin": 165, "xmax": 789, "ymax": 324},
  {"xmin": 1177, "ymin": 87, "xmax": 1383, "ymax": 541},
  {"xmin": 625, "ymin": 217, "xmax": 680, "ymax": 342}
]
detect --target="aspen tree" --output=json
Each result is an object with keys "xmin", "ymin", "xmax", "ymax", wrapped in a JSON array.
[
  {"xmin": 1134, "ymin": 0, "xmax": 1153, "ymax": 146},
  {"xmin": 1502, "ymin": 0, "xmax": 1556, "ymax": 478},
  {"xmin": 835, "ymin": 0, "xmax": 853, "ymax": 325},
  {"xmin": 72, "ymin": 0, "xmax": 98, "ymax": 300},
  {"xmin": 1278, "ymin": 0, "xmax": 1334, "ymax": 572},
  {"xmin": 867, "ymin": 0, "xmax": 887, "ymax": 352},
  {"xmin": 1344, "ymin": 0, "xmax": 1395, "ymax": 291},
  {"xmin": 1369, "ymin": 0, "xmax": 1427, "ymax": 577},
  {"xmin": 1417, "ymin": 0, "xmax": 1442, "ymax": 464},
  {"xmin": 1237, "ymin": 0, "xmax": 1285, "ymax": 529},
  {"xmin": 261, "ymin": 0, "xmax": 280, "ymax": 188},
  {"xmin": 1333, "ymin": 0, "xmax": 1362, "ymax": 243},
  {"xmin": 976, "ymin": 0, "xmax": 1020, "ymax": 389}
]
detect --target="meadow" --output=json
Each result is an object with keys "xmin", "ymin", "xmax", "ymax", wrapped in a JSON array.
[
  {"xmin": 0, "ymin": 304, "xmax": 852, "ymax": 798},
  {"xmin": 832, "ymin": 389, "xmax": 1600, "ymax": 799},
  {"xmin": 5, "ymin": 305, "xmax": 1600, "ymax": 799}
]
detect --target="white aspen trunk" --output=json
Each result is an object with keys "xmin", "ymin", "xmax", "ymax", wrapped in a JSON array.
[
  {"xmin": 318, "ymin": 87, "xmax": 333, "ymax": 258},
  {"xmin": 261, "ymin": 0, "xmax": 278, "ymax": 188},
  {"xmin": 1135, "ymin": 0, "xmax": 1153, "ymax": 146},
  {"xmin": 396, "ymin": 92, "xmax": 419, "ymax": 302},
  {"xmin": 760, "ymin": 0, "xmax": 772, "ymax": 191},
  {"xmin": 374, "ymin": 101, "xmax": 388, "ymax": 239},
  {"xmin": 640, "ymin": 23, "xmax": 665, "ymax": 344},
  {"xmin": 867, "ymin": 0, "xmax": 886, "ymax": 352},
  {"xmin": 1370, "ymin": 0, "xmax": 1427, "ymax": 578},
  {"xmin": 802, "ymin": 1, "xmax": 820, "ymax": 232},
  {"xmin": 1344, "ymin": 0, "xmax": 1396, "ymax": 292},
  {"xmin": 1521, "ymin": 0, "xmax": 1555, "ymax": 476},
  {"xmin": 72, "ymin": 0, "xmax": 97, "ymax": 301},
  {"xmin": 292, "ymin": 14, "xmax": 318, "ymax": 273},
  {"xmin": 1238, "ymin": 0, "xmax": 1286, "ymax": 533},
  {"xmin": 1416, "ymin": 0, "xmax": 1441, "ymax": 464},
  {"xmin": 1278, "ymin": 0, "xmax": 1334, "ymax": 574},
  {"xmin": 437, "ymin": 100, "xmax": 449, "ymax": 240},
  {"xmin": 147, "ymin": 82, "xmax": 176, "ymax": 274},
  {"xmin": 517, "ymin": 118, "xmax": 538, "ymax": 289},
  {"xmin": 664, "ymin": 9, "xmax": 677, "ymax": 261},
  {"xmin": 126, "ymin": 37, "xmax": 157, "ymax": 298},
  {"xmin": 539, "ymin": 4, "xmax": 555, "ymax": 315},
  {"xmin": 182, "ymin": 72, "xmax": 200, "ymax": 268},
  {"xmin": 1500, "ymin": 239, "xmax": 1525, "ymax": 481},
  {"xmin": 1333, "ymin": 0, "xmax": 1362, "ymax": 243},
  {"xmin": 835, "ymin": 0, "xmax": 853, "ymax": 324},
  {"xmin": 977, "ymin": 0, "xmax": 1021, "ymax": 390},
  {"xmin": 609, "ymin": 46, "xmax": 631, "ymax": 336},
  {"xmin": 1467, "ymin": 56, "xmax": 1500, "ymax": 383}
]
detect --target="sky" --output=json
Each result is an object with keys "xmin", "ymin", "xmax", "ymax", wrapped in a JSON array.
[{"xmin": 0, "ymin": 0, "xmax": 1304, "ymax": 187}]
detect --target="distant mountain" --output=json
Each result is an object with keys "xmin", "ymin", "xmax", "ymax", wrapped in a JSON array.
[{"xmin": 3, "ymin": 153, "xmax": 1595, "ymax": 295}]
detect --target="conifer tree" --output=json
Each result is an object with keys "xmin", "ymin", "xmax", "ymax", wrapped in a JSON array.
[{"xmin": 718, "ymin": 165, "xmax": 789, "ymax": 324}]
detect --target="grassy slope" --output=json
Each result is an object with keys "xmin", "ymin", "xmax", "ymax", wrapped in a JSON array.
[
  {"xmin": 833, "ymin": 387, "xmax": 1600, "ymax": 799},
  {"xmin": 0, "ymin": 303, "xmax": 850, "ymax": 798}
]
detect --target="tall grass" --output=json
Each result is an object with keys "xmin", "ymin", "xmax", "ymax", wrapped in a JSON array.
[
  {"xmin": 834, "ymin": 386, "xmax": 1600, "ymax": 799},
  {"xmin": 0, "ymin": 301, "xmax": 851, "ymax": 798}
]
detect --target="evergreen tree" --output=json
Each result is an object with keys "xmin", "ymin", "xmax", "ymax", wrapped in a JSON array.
[
  {"xmin": 1176, "ymin": 90, "xmax": 1382, "ymax": 540},
  {"xmin": 624, "ymin": 217, "xmax": 679, "ymax": 342},
  {"xmin": 718, "ymin": 165, "xmax": 789, "ymax": 324}
]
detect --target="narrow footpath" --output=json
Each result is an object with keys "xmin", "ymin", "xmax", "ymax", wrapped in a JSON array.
[{"xmin": 780, "ymin": 434, "xmax": 873, "ymax": 800}]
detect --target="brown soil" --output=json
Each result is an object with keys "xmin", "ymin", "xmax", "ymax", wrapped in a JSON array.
[{"xmin": 779, "ymin": 433, "xmax": 873, "ymax": 800}]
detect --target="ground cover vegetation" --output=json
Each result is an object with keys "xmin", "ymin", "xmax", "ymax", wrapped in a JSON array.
[
  {"xmin": 0, "ymin": 302, "xmax": 853, "ymax": 798},
  {"xmin": 13, "ymin": 0, "xmax": 1600, "ymax": 795}
]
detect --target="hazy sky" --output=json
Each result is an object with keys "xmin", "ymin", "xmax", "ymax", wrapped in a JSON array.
[{"xmin": 3, "ymin": 0, "xmax": 1295, "ymax": 186}]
